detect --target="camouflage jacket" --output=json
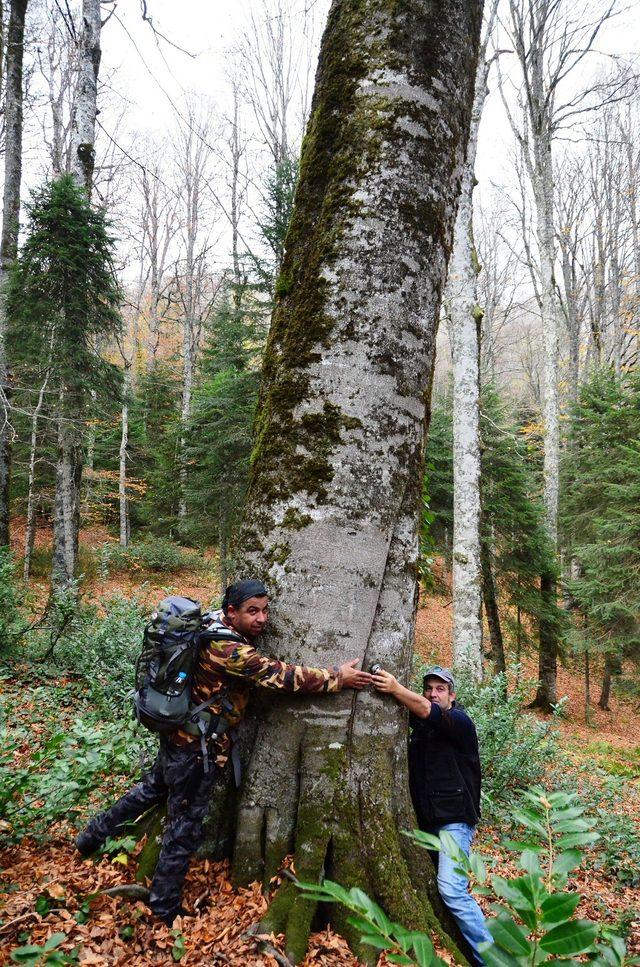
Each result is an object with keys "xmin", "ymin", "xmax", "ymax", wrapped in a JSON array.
[{"xmin": 172, "ymin": 610, "xmax": 343, "ymax": 767}]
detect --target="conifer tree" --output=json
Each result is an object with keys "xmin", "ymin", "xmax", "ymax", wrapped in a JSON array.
[
  {"xmin": 563, "ymin": 368, "xmax": 640, "ymax": 708},
  {"xmin": 185, "ymin": 284, "xmax": 266, "ymax": 583},
  {"xmin": 134, "ymin": 364, "xmax": 182, "ymax": 537},
  {"xmin": 6, "ymin": 175, "xmax": 122, "ymax": 585}
]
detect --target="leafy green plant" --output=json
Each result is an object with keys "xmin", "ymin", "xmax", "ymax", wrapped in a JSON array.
[
  {"xmin": 295, "ymin": 879, "xmax": 446, "ymax": 966},
  {"xmin": 10, "ymin": 932, "xmax": 77, "ymax": 965},
  {"xmin": 0, "ymin": 713, "xmax": 147, "ymax": 844},
  {"xmin": 0, "ymin": 548, "xmax": 22, "ymax": 648},
  {"xmin": 170, "ymin": 930, "xmax": 186, "ymax": 962},
  {"xmin": 298, "ymin": 789, "xmax": 639, "ymax": 967}
]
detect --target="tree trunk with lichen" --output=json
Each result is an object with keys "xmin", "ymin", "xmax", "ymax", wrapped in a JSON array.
[
  {"xmin": 223, "ymin": 1, "xmax": 484, "ymax": 962},
  {"xmin": 446, "ymin": 68, "xmax": 487, "ymax": 682},
  {"xmin": 0, "ymin": 0, "xmax": 29, "ymax": 549},
  {"xmin": 50, "ymin": 0, "xmax": 101, "ymax": 590}
]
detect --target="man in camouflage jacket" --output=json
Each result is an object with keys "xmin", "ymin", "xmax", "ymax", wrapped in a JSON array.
[{"xmin": 75, "ymin": 579, "xmax": 372, "ymax": 925}]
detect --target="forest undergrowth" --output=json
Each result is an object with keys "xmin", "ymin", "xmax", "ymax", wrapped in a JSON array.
[{"xmin": 0, "ymin": 534, "xmax": 639, "ymax": 966}]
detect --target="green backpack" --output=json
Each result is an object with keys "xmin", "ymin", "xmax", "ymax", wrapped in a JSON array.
[{"xmin": 134, "ymin": 596, "xmax": 245, "ymax": 767}]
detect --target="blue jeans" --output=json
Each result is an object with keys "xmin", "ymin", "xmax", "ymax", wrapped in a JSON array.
[{"xmin": 427, "ymin": 822, "xmax": 492, "ymax": 966}]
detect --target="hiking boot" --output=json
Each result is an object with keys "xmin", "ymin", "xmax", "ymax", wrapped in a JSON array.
[
  {"xmin": 157, "ymin": 906, "xmax": 189, "ymax": 927},
  {"xmin": 74, "ymin": 828, "xmax": 104, "ymax": 857}
]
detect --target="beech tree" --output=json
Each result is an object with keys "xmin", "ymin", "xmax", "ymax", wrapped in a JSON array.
[
  {"xmin": 51, "ymin": 0, "xmax": 101, "ymax": 587},
  {"xmin": 227, "ymin": 1, "xmax": 484, "ymax": 962},
  {"xmin": 0, "ymin": 0, "xmax": 29, "ymax": 548},
  {"xmin": 446, "ymin": 0, "xmax": 500, "ymax": 681}
]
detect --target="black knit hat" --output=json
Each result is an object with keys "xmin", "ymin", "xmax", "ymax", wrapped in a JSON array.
[{"xmin": 222, "ymin": 579, "xmax": 268, "ymax": 614}]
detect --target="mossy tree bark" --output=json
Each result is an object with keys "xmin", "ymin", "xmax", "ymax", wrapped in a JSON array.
[{"xmin": 224, "ymin": 1, "xmax": 484, "ymax": 962}]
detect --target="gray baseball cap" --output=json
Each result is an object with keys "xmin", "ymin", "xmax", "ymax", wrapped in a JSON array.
[{"xmin": 423, "ymin": 665, "xmax": 456, "ymax": 690}]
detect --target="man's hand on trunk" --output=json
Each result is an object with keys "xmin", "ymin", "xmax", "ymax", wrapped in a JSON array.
[
  {"xmin": 339, "ymin": 659, "xmax": 373, "ymax": 689},
  {"xmin": 372, "ymin": 669, "xmax": 431, "ymax": 718}
]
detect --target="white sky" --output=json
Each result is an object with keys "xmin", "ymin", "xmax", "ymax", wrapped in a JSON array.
[
  {"xmin": 101, "ymin": 0, "xmax": 327, "ymax": 141},
  {"xmin": 101, "ymin": 0, "xmax": 640, "ymax": 192},
  {"xmin": 18, "ymin": 0, "xmax": 640, "ymax": 300}
]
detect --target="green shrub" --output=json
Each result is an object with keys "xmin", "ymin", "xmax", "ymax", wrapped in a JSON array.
[
  {"xmin": 0, "ymin": 707, "xmax": 149, "ymax": 844},
  {"xmin": 545, "ymin": 765, "xmax": 640, "ymax": 891},
  {"xmin": 0, "ymin": 547, "xmax": 23, "ymax": 648},
  {"xmin": 1, "ymin": 596, "xmax": 156, "ymax": 846},
  {"xmin": 98, "ymin": 537, "xmax": 203, "ymax": 576},
  {"xmin": 593, "ymin": 808, "xmax": 640, "ymax": 888},
  {"xmin": 52, "ymin": 595, "xmax": 145, "ymax": 709}
]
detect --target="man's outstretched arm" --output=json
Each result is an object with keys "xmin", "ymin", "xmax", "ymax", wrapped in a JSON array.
[
  {"xmin": 225, "ymin": 643, "xmax": 373, "ymax": 692},
  {"xmin": 372, "ymin": 669, "xmax": 431, "ymax": 717}
]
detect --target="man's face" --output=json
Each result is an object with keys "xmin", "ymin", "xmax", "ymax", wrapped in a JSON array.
[
  {"xmin": 226, "ymin": 596, "xmax": 269, "ymax": 639},
  {"xmin": 424, "ymin": 677, "xmax": 455, "ymax": 711}
]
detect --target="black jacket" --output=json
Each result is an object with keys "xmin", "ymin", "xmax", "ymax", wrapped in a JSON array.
[{"xmin": 408, "ymin": 702, "xmax": 481, "ymax": 829}]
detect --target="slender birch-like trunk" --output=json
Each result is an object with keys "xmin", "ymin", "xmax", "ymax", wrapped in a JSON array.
[
  {"xmin": 517, "ymin": 19, "xmax": 562, "ymax": 711},
  {"xmin": 224, "ymin": 2, "xmax": 484, "ymax": 962},
  {"xmin": 70, "ymin": 0, "xmax": 100, "ymax": 190},
  {"xmin": 0, "ymin": 0, "xmax": 29, "ymax": 548},
  {"xmin": 624, "ymin": 124, "xmax": 640, "ymax": 366},
  {"xmin": 178, "ymin": 292, "xmax": 194, "ymax": 521},
  {"xmin": 447, "ymin": 6, "xmax": 497, "ymax": 681},
  {"xmin": 52, "ymin": 390, "xmax": 83, "ymax": 587},
  {"xmin": 119, "ymin": 366, "xmax": 130, "ymax": 547},
  {"xmin": 23, "ymin": 373, "xmax": 50, "ymax": 581},
  {"xmin": 52, "ymin": 0, "xmax": 100, "ymax": 590},
  {"xmin": 532, "ymin": 157, "xmax": 561, "ymax": 708},
  {"xmin": 176, "ymin": 117, "xmax": 210, "ymax": 522},
  {"xmin": 481, "ymin": 537, "xmax": 506, "ymax": 678}
]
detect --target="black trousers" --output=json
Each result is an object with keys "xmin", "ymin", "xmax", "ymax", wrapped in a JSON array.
[{"xmin": 83, "ymin": 739, "xmax": 217, "ymax": 920}]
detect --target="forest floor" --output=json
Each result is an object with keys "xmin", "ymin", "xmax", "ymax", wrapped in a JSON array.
[{"xmin": 1, "ymin": 525, "xmax": 639, "ymax": 965}]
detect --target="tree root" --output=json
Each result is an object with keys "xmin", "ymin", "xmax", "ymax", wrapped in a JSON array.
[
  {"xmin": 242, "ymin": 924, "xmax": 294, "ymax": 967},
  {"xmin": 101, "ymin": 885, "xmax": 151, "ymax": 901}
]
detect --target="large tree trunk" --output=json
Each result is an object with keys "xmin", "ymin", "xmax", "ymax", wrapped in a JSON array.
[
  {"xmin": 0, "ymin": 0, "xmax": 29, "ymax": 548},
  {"xmin": 229, "ymin": 1, "xmax": 483, "ymax": 962}
]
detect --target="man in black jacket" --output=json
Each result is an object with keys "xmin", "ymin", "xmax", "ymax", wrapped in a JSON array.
[{"xmin": 372, "ymin": 664, "xmax": 491, "ymax": 965}]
